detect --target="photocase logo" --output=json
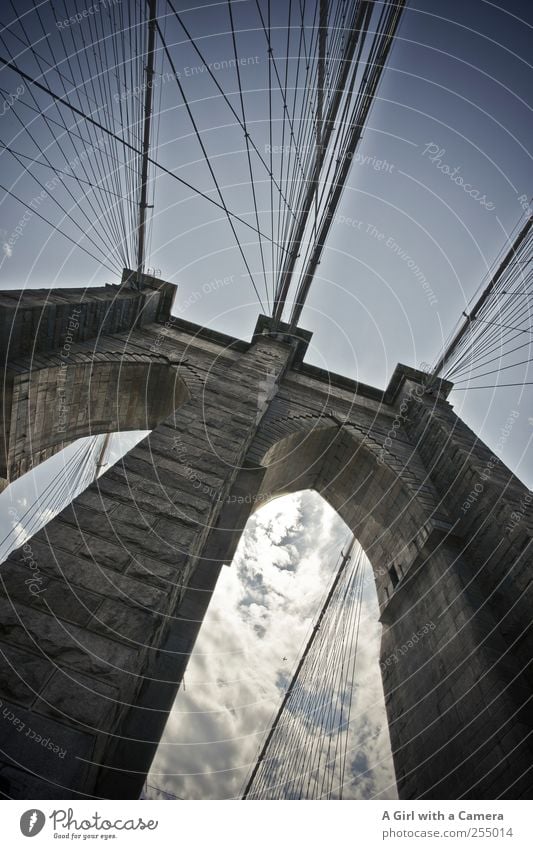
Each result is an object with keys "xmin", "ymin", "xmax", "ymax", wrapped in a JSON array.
[{"xmin": 20, "ymin": 809, "xmax": 46, "ymax": 837}]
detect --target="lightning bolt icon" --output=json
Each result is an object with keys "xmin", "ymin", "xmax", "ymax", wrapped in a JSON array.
[{"xmin": 28, "ymin": 811, "xmax": 38, "ymax": 833}]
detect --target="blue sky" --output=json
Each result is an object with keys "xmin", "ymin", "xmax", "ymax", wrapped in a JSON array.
[
  {"xmin": 0, "ymin": 0, "xmax": 531, "ymax": 800},
  {"xmin": 1, "ymin": 0, "xmax": 531, "ymax": 481}
]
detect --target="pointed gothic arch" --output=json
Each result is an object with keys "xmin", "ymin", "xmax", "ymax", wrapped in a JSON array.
[
  {"xmin": 0, "ymin": 291, "xmax": 530, "ymax": 802},
  {"xmin": 1, "ymin": 352, "xmax": 189, "ymax": 490}
]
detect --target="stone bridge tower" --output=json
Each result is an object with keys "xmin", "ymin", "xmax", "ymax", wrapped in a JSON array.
[{"xmin": 0, "ymin": 273, "xmax": 531, "ymax": 800}]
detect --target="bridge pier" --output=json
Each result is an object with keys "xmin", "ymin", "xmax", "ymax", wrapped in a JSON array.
[{"xmin": 0, "ymin": 282, "xmax": 531, "ymax": 799}]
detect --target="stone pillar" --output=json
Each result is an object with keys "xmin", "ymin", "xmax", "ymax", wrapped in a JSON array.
[
  {"xmin": 0, "ymin": 332, "xmax": 294, "ymax": 799},
  {"xmin": 377, "ymin": 390, "xmax": 533, "ymax": 799}
]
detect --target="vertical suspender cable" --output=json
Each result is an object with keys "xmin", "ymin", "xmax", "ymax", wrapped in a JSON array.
[
  {"xmin": 287, "ymin": 0, "xmax": 405, "ymax": 333},
  {"xmin": 136, "ymin": 0, "xmax": 157, "ymax": 288},
  {"xmin": 271, "ymin": 1, "xmax": 371, "ymax": 325},
  {"xmin": 314, "ymin": 0, "xmax": 328, "ymax": 244},
  {"xmin": 242, "ymin": 535, "xmax": 357, "ymax": 799}
]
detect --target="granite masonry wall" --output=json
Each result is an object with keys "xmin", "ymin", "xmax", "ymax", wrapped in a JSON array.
[{"xmin": 0, "ymin": 282, "xmax": 531, "ymax": 800}]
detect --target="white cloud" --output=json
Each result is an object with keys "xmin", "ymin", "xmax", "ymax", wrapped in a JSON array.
[
  {"xmin": 0, "ymin": 443, "xmax": 397, "ymax": 800},
  {"xmin": 147, "ymin": 490, "xmax": 397, "ymax": 800}
]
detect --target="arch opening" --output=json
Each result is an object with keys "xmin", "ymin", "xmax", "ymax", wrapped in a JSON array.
[
  {"xmin": 250, "ymin": 423, "xmax": 437, "ymax": 614},
  {"xmin": 0, "ymin": 430, "xmax": 149, "ymax": 564},
  {"xmin": 1, "ymin": 358, "xmax": 189, "ymax": 489},
  {"xmin": 142, "ymin": 421, "xmax": 441, "ymax": 799},
  {"xmin": 0, "ymin": 360, "xmax": 192, "ymax": 562},
  {"xmin": 146, "ymin": 489, "xmax": 397, "ymax": 800}
]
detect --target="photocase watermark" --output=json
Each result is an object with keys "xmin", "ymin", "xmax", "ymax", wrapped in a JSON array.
[
  {"xmin": 20, "ymin": 809, "xmax": 46, "ymax": 837},
  {"xmin": 172, "ymin": 436, "xmax": 221, "ymax": 500},
  {"xmin": 20, "ymin": 807, "xmax": 159, "ymax": 837},
  {"xmin": 115, "ymin": 57, "xmax": 260, "ymax": 102},
  {"xmin": 149, "ymin": 315, "xmax": 177, "ymax": 356},
  {"xmin": 330, "ymin": 217, "xmax": 437, "ymax": 306},
  {"xmin": 265, "ymin": 145, "xmax": 395, "ymax": 174},
  {"xmin": 329, "ymin": 211, "xmax": 365, "ymax": 231},
  {"xmin": 3, "ymin": 189, "xmax": 49, "ymax": 258},
  {"xmin": 149, "ymin": 275, "xmax": 235, "ymax": 356},
  {"xmin": 57, "ymin": 308, "xmax": 82, "ymax": 432},
  {"xmin": 114, "ymin": 70, "xmax": 175, "ymax": 104},
  {"xmin": 461, "ymin": 410, "xmax": 519, "ymax": 514},
  {"xmin": 377, "ymin": 368, "xmax": 432, "ymax": 465},
  {"xmin": 421, "ymin": 143, "xmax": 496, "ymax": 211},
  {"xmin": 170, "ymin": 436, "xmax": 275, "ymax": 506},
  {"xmin": 506, "ymin": 490, "xmax": 532, "ymax": 534},
  {"xmin": 380, "ymin": 622, "xmax": 436, "ymax": 670},
  {"xmin": 517, "ymin": 193, "xmax": 532, "ymax": 218},
  {"xmin": 1, "ymin": 83, "xmax": 24, "ymax": 118},
  {"xmin": 3, "ymin": 140, "xmax": 105, "ymax": 259},
  {"xmin": 180, "ymin": 274, "xmax": 235, "ymax": 312},
  {"xmin": 50, "ymin": 807, "xmax": 158, "ymax": 834},
  {"xmin": 56, "ymin": 0, "xmax": 121, "ymax": 29},
  {"xmin": 7, "ymin": 508, "xmax": 46, "ymax": 597},
  {"xmin": 182, "ymin": 55, "xmax": 260, "ymax": 76},
  {"xmin": 225, "ymin": 492, "xmax": 273, "ymax": 506},
  {"xmin": 368, "ymin": 224, "xmax": 438, "ymax": 306},
  {"xmin": 0, "ymin": 698, "xmax": 67, "ymax": 758},
  {"xmin": 348, "ymin": 151, "xmax": 394, "ymax": 173}
]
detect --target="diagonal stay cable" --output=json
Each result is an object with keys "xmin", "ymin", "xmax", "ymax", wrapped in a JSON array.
[
  {"xmin": 50, "ymin": 0, "xmax": 131, "ymax": 264},
  {"xmin": 273, "ymin": 0, "xmax": 374, "ymax": 322},
  {"xmin": 0, "ymin": 182, "xmax": 120, "ymax": 274},
  {"xmin": 0, "ymin": 84, "xmax": 146, "ymax": 210},
  {"xmin": 154, "ymin": 19, "xmax": 265, "ymax": 311},
  {"xmin": 227, "ymin": 0, "xmax": 270, "ymax": 311},
  {"xmin": 0, "ymin": 52, "xmax": 289, "ymax": 257},
  {"xmin": 243, "ymin": 535, "xmax": 357, "ymax": 798},
  {"xmin": 0, "ymin": 144, "xmax": 133, "ymax": 201},
  {"xmin": 0, "ymin": 438, "xmax": 90, "ymax": 558},
  {"xmin": 0, "ymin": 22, "xmax": 126, "ymax": 266},
  {"xmin": 49, "ymin": 1, "xmax": 131, "ymax": 265},
  {"xmin": 75, "ymin": 0, "xmax": 133, "ymax": 264},
  {"xmin": 164, "ymin": 0, "xmax": 300, "ymax": 235},
  {"xmin": 288, "ymin": 0, "xmax": 406, "ymax": 331},
  {"xmin": 1, "ymin": 141, "xmax": 124, "ymax": 267}
]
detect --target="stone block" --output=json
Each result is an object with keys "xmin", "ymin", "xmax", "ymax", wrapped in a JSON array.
[
  {"xmin": 0, "ymin": 643, "xmax": 54, "ymax": 708},
  {"xmin": 34, "ymin": 669, "xmax": 121, "ymax": 729}
]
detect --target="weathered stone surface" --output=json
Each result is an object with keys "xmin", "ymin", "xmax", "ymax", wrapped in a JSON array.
[
  {"xmin": 0, "ymin": 597, "xmax": 139, "ymax": 679},
  {"xmin": 124, "ymin": 551, "xmax": 189, "ymax": 592},
  {"xmin": 1, "ymin": 552, "xmax": 93, "ymax": 613},
  {"xmin": 91, "ymin": 598, "xmax": 168, "ymax": 644},
  {"xmin": 0, "ymin": 644, "xmax": 54, "ymax": 708},
  {"xmin": 34, "ymin": 669, "xmax": 121, "ymax": 728},
  {"xmin": 0, "ymin": 698, "xmax": 96, "ymax": 799},
  {"xmin": 0, "ymin": 275, "xmax": 178, "ymax": 487},
  {"xmin": 0, "ymin": 289, "xmax": 531, "ymax": 803}
]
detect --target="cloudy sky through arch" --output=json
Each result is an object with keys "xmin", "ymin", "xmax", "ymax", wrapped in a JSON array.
[
  {"xmin": 0, "ymin": 0, "xmax": 531, "ymax": 804},
  {"xmin": 147, "ymin": 490, "xmax": 397, "ymax": 800}
]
